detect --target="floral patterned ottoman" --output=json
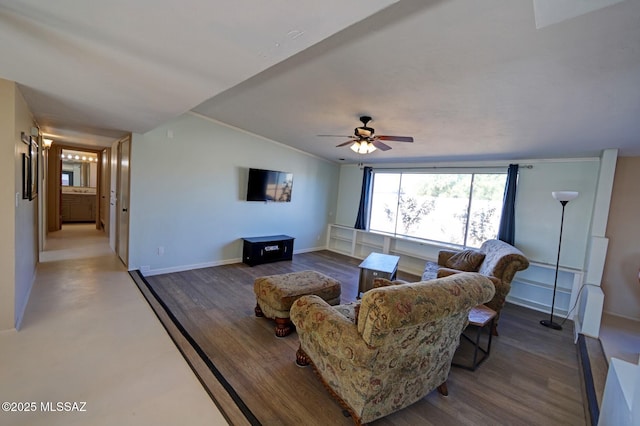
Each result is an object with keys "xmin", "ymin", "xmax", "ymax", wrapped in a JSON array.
[{"xmin": 254, "ymin": 270, "xmax": 341, "ymax": 337}]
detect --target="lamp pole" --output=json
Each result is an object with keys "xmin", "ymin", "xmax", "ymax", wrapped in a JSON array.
[
  {"xmin": 540, "ymin": 200, "xmax": 567, "ymax": 330},
  {"xmin": 541, "ymin": 191, "xmax": 578, "ymax": 331}
]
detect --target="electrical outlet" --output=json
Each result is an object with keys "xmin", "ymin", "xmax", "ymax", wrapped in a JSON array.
[
  {"xmin": 141, "ymin": 265, "xmax": 150, "ymax": 274},
  {"xmin": 157, "ymin": 246, "xmax": 164, "ymax": 256}
]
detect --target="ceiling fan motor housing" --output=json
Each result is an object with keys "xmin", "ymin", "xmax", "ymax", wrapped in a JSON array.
[
  {"xmin": 355, "ymin": 126, "xmax": 375, "ymax": 138},
  {"xmin": 355, "ymin": 115, "xmax": 374, "ymax": 138}
]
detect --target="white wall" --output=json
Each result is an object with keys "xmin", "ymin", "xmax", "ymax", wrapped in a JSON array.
[
  {"xmin": 0, "ymin": 79, "xmax": 38, "ymax": 331},
  {"xmin": 603, "ymin": 156, "xmax": 640, "ymax": 321},
  {"xmin": 0, "ymin": 79, "xmax": 16, "ymax": 331},
  {"xmin": 128, "ymin": 113, "xmax": 340, "ymax": 274},
  {"xmin": 335, "ymin": 164, "xmax": 363, "ymax": 227},
  {"xmin": 13, "ymin": 84, "xmax": 38, "ymax": 329},
  {"xmin": 514, "ymin": 160, "xmax": 599, "ymax": 268}
]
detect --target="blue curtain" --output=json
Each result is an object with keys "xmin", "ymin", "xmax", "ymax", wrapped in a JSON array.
[
  {"xmin": 497, "ymin": 164, "xmax": 518, "ymax": 245},
  {"xmin": 354, "ymin": 166, "xmax": 373, "ymax": 230}
]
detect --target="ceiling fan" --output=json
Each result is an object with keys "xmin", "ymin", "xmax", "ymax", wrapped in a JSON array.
[{"xmin": 318, "ymin": 116, "xmax": 414, "ymax": 154}]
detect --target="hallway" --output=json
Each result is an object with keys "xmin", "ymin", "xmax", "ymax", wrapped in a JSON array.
[{"xmin": 0, "ymin": 224, "xmax": 227, "ymax": 425}]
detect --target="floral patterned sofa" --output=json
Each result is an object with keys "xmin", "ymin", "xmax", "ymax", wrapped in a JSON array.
[
  {"xmin": 290, "ymin": 272, "xmax": 495, "ymax": 425},
  {"xmin": 421, "ymin": 239, "xmax": 529, "ymax": 335}
]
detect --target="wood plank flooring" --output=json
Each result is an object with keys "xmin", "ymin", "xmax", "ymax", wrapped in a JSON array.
[{"xmin": 141, "ymin": 250, "xmax": 586, "ymax": 426}]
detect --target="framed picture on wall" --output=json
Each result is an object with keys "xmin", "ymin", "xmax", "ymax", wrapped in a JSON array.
[
  {"xmin": 22, "ymin": 153, "xmax": 30, "ymax": 199},
  {"xmin": 29, "ymin": 136, "xmax": 38, "ymax": 200}
]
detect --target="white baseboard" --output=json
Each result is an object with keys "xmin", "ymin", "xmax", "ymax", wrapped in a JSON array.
[
  {"xmin": 141, "ymin": 258, "xmax": 242, "ymax": 277},
  {"xmin": 602, "ymin": 310, "xmax": 640, "ymax": 323},
  {"xmin": 138, "ymin": 247, "xmax": 329, "ymax": 277}
]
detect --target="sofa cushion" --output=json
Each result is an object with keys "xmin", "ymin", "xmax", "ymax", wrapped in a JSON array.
[{"xmin": 445, "ymin": 249, "xmax": 486, "ymax": 272}]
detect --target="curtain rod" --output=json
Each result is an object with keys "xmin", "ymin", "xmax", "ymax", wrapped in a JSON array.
[{"xmin": 366, "ymin": 164, "xmax": 533, "ymax": 170}]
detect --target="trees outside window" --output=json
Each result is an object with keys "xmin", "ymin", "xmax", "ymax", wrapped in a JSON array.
[{"xmin": 369, "ymin": 171, "xmax": 507, "ymax": 248}]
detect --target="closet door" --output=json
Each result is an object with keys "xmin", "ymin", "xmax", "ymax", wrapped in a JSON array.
[{"xmin": 116, "ymin": 137, "xmax": 130, "ymax": 267}]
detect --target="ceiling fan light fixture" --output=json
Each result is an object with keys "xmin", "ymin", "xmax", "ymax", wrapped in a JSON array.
[
  {"xmin": 323, "ymin": 115, "xmax": 412, "ymax": 154},
  {"xmin": 351, "ymin": 141, "xmax": 376, "ymax": 154}
]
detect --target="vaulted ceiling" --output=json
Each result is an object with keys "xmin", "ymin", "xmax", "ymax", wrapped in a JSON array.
[{"xmin": 2, "ymin": 0, "xmax": 639, "ymax": 163}]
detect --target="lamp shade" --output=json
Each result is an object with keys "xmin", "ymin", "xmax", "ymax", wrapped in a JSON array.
[
  {"xmin": 350, "ymin": 141, "xmax": 377, "ymax": 154},
  {"xmin": 552, "ymin": 191, "xmax": 579, "ymax": 202}
]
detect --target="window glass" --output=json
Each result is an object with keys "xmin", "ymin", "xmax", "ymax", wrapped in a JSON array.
[
  {"xmin": 369, "ymin": 173, "xmax": 400, "ymax": 234},
  {"xmin": 369, "ymin": 171, "xmax": 507, "ymax": 248},
  {"xmin": 465, "ymin": 174, "xmax": 507, "ymax": 247}
]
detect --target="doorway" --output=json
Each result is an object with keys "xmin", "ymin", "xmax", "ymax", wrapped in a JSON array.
[
  {"xmin": 60, "ymin": 149, "xmax": 99, "ymax": 224},
  {"xmin": 46, "ymin": 145, "xmax": 109, "ymax": 233},
  {"xmin": 43, "ymin": 136, "xmax": 129, "ymax": 268},
  {"xmin": 115, "ymin": 137, "xmax": 130, "ymax": 267}
]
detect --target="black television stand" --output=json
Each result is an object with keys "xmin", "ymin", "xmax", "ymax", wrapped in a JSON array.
[{"xmin": 242, "ymin": 235, "xmax": 295, "ymax": 266}]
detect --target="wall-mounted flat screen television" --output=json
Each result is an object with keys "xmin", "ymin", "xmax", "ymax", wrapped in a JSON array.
[{"xmin": 246, "ymin": 168, "xmax": 293, "ymax": 202}]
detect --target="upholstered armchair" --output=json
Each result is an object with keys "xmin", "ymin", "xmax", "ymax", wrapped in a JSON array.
[
  {"xmin": 422, "ymin": 239, "xmax": 529, "ymax": 335},
  {"xmin": 290, "ymin": 273, "xmax": 495, "ymax": 425}
]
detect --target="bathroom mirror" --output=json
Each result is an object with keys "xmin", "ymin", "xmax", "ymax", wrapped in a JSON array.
[{"xmin": 61, "ymin": 149, "xmax": 98, "ymax": 192}]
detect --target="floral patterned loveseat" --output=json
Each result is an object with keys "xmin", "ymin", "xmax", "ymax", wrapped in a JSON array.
[
  {"xmin": 422, "ymin": 239, "xmax": 529, "ymax": 335},
  {"xmin": 290, "ymin": 272, "xmax": 495, "ymax": 425}
]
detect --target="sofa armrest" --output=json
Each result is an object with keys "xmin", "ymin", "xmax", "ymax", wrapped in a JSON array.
[
  {"xmin": 290, "ymin": 295, "xmax": 379, "ymax": 367},
  {"xmin": 437, "ymin": 269, "xmax": 502, "ymax": 303},
  {"xmin": 437, "ymin": 249, "xmax": 459, "ymax": 266},
  {"xmin": 484, "ymin": 276, "xmax": 509, "ymax": 313}
]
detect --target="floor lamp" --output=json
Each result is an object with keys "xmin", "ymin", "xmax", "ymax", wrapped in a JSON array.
[{"xmin": 540, "ymin": 191, "xmax": 579, "ymax": 330}]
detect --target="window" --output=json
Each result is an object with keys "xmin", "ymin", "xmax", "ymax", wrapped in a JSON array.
[
  {"xmin": 61, "ymin": 171, "xmax": 73, "ymax": 186},
  {"xmin": 369, "ymin": 171, "xmax": 507, "ymax": 248}
]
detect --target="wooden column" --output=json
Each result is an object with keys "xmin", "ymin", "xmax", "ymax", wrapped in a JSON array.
[{"xmin": 46, "ymin": 145, "xmax": 62, "ymax": 232}]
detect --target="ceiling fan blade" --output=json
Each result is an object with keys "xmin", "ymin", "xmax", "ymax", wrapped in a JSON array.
[
  {"xmin": 336, "ymin": 140, "xmax": 355, "ymax": 147},
  {"xmin": 318, "ymin": 134, "xmax": 352, "ymax": 138},
  {"xmin": 377, "ymin": 135, "xmax": 414, "ymax": 143},
  {"xmin": 372, "ymin": 140, "xmax": 392, "ymax": 151}
]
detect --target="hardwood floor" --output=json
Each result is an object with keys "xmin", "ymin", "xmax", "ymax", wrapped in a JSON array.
[{"xmin": 140, "ymin": 250, "xmax": 586, "ymax": 425}]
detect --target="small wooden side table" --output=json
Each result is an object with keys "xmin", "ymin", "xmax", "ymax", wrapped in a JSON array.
[
  {"xmin": 452, "ymin": 304, "xmax": 497, "ymax": 371},
  {"xmin": 357, "ymin": 252, "xmax": 400, "ymax": 298}
]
